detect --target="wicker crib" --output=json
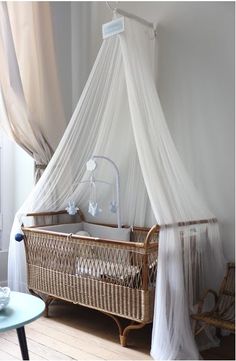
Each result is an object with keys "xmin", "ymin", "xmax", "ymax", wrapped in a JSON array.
[{"xmin": 21, "ymin": 210, "xmax": 159, "ymax": 346}]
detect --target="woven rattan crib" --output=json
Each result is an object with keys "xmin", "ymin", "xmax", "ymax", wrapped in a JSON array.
[{"xmin": 21, "ymin": 210, "xmax": 159, "ymax": 346}]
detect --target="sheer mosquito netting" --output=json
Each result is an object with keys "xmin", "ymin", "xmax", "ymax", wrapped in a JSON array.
[{"xmin": 8, "ymin": 16, "xmax": 225, "ymax": 360}]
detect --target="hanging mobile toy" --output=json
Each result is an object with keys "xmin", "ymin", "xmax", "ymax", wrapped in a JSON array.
[
  {"xmin": 86, "ymin": 156, "xmax": 121, "ymax": 227},
  {"xmin": 66, "ymin": 200, "xmax": 79, "ymax": 215},
  {"xmin": 88, "ymin": 175, "xmax": 102, "ymax": 217}
]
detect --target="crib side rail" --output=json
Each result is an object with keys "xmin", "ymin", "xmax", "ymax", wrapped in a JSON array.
[
  {"xmin": 144, "ymin": 225, "xmax": 159, "ymax": 246},
  {"xmin": 23, "ymin": 210, "xmax": 84, "ymax": 227},
  {"xmin": 23, "ymin": 210, "xmax": 159, "ymax": 246},
  {"xmin": 22, "ymin": 227, "xmax": 158, "ymax": 291},
  {"xmin": 26, "ymin": 210, "xmax": 71, "ymax": 217},
  {"xmin": 132, "ymin": 225, "xmax": 159, "ymax": 246}
]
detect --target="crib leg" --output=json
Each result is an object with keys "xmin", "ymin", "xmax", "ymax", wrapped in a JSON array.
[
  {"xmin": 120, "ymin": 322, "xmax": 147, "ymax": 347},
  {"xmin": 100, "ymin": 311, "xmax": 123, "ymax": 337},
  {"xmin": 44, "ymin": 296, "xmax": 54, "ymax": 317},
  {"xmin": 28, "ymin": 288, "xmax": 38, "ymax": 297},
  {"xmin": 28, "ymin": 289, "xmax": 55, "ymax": 317},
  {"xmin": 119, "ymin": 334, "xmax": 127, "ymax": 347},
  {"xmin": 101, "ymin": 311, "xmax": 147, "ymax": 347},
  {"xmin": 120, "ymin": 319, "xmax": 135, "ymax": 345}
]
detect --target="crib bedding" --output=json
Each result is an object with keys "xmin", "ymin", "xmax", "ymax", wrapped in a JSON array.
[
  {"xmin": 39, "ymin": 221, "xmax": 131, "ymax": 241},
  {"xmin": 76, "ymin": 257, "xmax": 139, "ymax": 278},
  {"xmin": 38, "ymin": 222, "xmax": 135, "ymax": 283}
]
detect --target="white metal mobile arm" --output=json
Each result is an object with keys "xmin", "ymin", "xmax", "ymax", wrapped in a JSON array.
[{"xmin": 86, "ymin": 155, "xmax": 121, "ymax": 228}]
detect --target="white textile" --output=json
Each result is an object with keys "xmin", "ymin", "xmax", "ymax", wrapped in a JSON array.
[
  {"xmin": 8, "ymin": 16, "xmax": 225, "ymax": 360},
  {"xmin": 0, "ymin": 3, "xmax": 66, "ymax": 181}
]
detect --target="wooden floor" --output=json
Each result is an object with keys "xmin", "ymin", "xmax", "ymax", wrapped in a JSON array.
[{"xmin": 0, "ymin": 302, "xmax": 234, "ymax": 360}]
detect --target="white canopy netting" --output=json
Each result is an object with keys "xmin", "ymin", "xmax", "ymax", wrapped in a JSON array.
[{"xmin": 8, "ymin": 15, "xmax": 225, "ymax": 360}]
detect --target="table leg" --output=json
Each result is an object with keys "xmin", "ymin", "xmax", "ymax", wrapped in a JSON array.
[{"xmin": 16, "ymin": 327, "xmax": 29, "ymax": 360}]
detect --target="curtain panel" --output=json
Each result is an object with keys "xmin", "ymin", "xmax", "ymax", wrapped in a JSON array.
[{"xmin": 0, "ymin": 2, "xmax": 66, "ymax": 181}]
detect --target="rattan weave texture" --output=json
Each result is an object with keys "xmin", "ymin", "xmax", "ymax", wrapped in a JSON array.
[{"xmin": 23, "ymin": 216, "xmax": 158, "ymax": 326}]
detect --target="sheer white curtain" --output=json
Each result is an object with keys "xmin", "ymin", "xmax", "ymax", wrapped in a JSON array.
[
  {"xmin": 120, "ymin": 19, "xmax": 225, "ymax": 359},
  {"xmin": 0, "ymin": 2, "xmax": 66, "ymax": 181},
  {"xmin": 7, "ymin": 15, "xmax": 225, "ymax": 360}
]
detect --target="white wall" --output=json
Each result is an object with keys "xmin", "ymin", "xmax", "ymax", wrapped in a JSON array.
[
  {"xmin": 0, "ymin": 251, "xmax": 8, "ymax": 286},
  {"xmin": 2, "ymin": 136, "xmax": 34, "ymax": 242},
  {"xmin": 0, "ymin": 133, "xmax": 14, "ymax": 285},
  {"xmin": 53, "ymin": 2, "xmax": 234, "ymax": 260},
  {"xmin": 0, "ymin": 134, "xmax": 34, "ymax": 285},
  {"xmin": 1, "ymin": 133, "xmax": 14, "ymax": 251},
  {"xmin": 50, "ymin": 1, "xmax": 95, "ymax": 121}
]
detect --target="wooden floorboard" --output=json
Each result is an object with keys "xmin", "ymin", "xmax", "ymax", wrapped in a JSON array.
[{"xmin": 0, "ymin": 302, "xmax": 234, "ymax": 360}]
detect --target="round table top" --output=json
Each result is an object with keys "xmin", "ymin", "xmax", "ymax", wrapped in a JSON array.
[{"xmin": 0, "ymin": 291, "xmax": 45, "ymax": 332}]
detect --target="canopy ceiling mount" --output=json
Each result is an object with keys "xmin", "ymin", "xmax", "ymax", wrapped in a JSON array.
[{"xmin": 106, "ymin": 1, "xmax": 157, "ymax": 37}]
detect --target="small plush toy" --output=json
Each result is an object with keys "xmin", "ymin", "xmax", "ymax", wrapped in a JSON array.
[
  {"xmin": 88, "ymin": 201, "xmax": 102, "ymax": 217},
  {"xmin": 66, "ymin": 200, "xmax": 79, "ymax": 215},
  {"xmin": 109, "ymin": 201, "xmax": 117, "ymax": 213}
]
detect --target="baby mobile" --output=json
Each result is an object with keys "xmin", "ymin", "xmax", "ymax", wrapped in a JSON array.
[{"xmin": 66, "ymin": 156, "xmax": 122, "ymax": 228}]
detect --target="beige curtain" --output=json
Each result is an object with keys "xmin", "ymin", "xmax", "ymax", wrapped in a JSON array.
[{"xmin": 0, "ymin": 2, "xmax": 66, "ymax": 181}]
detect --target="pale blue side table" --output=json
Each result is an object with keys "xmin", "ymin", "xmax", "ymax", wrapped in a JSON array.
[{"xmin": 0, "ymin": 291, "xmax": 45, "ymax": 360}]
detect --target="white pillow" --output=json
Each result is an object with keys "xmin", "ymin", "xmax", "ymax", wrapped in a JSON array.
[{"xmin": 76, "ymin": 230, "xmax": 90, "ymax": 237}]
